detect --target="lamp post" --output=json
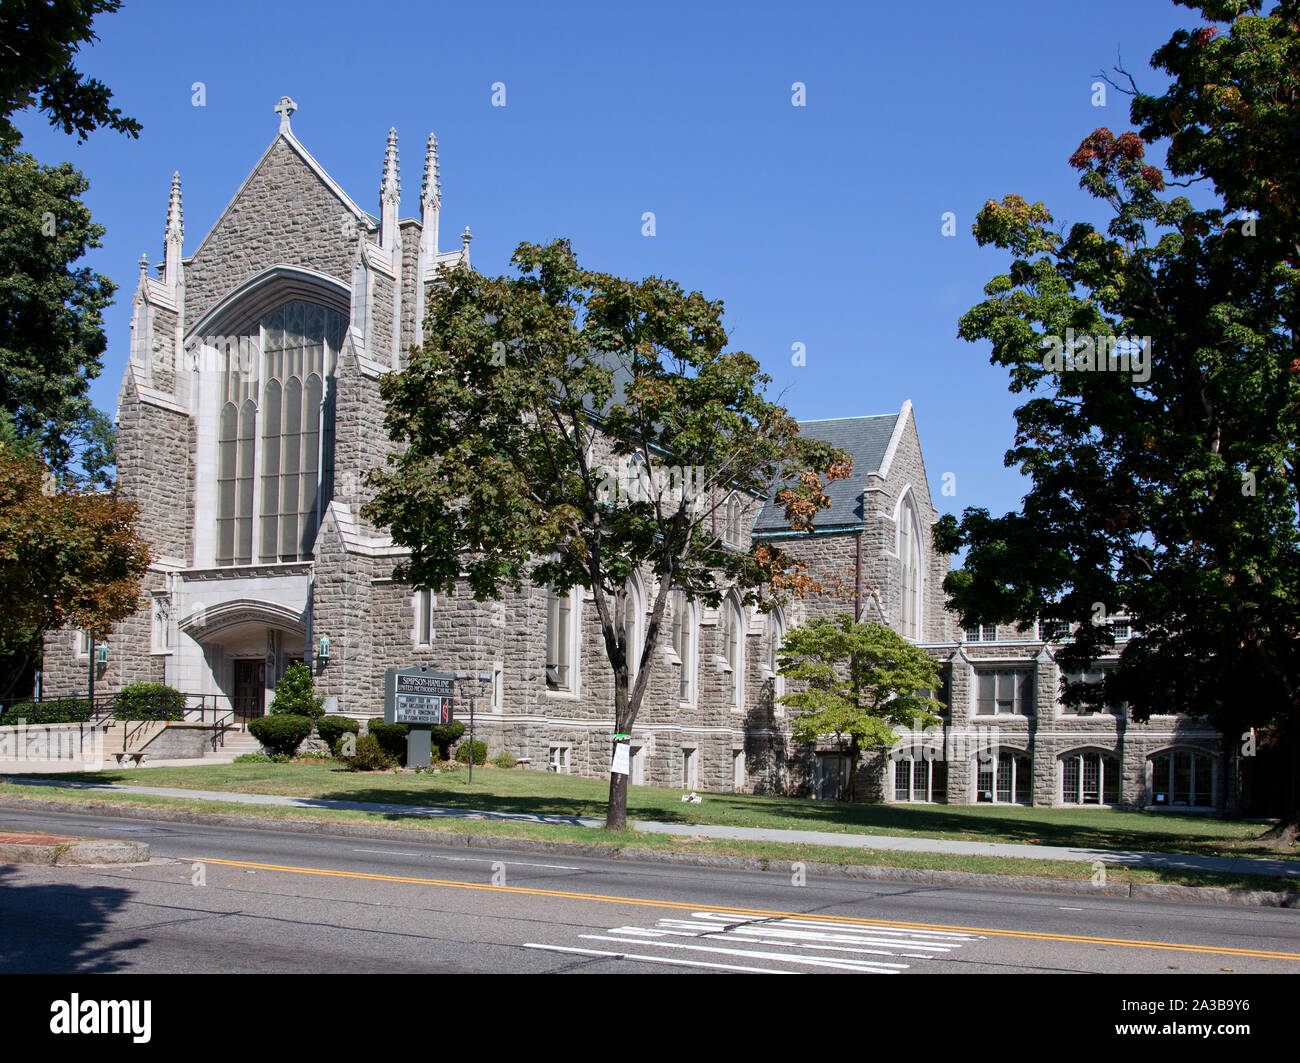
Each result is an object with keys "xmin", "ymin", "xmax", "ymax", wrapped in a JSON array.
[{"xmin": 454, "ymin": 671, "xmax": 491, "ymax": 784}]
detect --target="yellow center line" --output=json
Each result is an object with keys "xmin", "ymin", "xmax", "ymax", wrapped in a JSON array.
[{"xmin": 190, "ymin": 856, "xmax": 1300, "ymax": 962}]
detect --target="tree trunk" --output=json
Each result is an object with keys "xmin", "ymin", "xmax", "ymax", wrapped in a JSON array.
[
  {"xmin": 605, "ymin": 662, "xmax": 633, "ymax": 831},
  {"xmin": 845, "ymin": 734, "xmax": 860, "ymax": 802},
  {"xmin": 1261, "ymin": 724, "xmax": 1299, "ymax": 849},
  {"xmin": 606, "ymin": 771, "xmax": 629, "ymax": 831}
]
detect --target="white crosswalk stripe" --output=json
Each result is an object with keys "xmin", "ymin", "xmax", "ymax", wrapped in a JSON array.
[{"xmin": 525, "ymin": 910, "xmax": 986, "ymax": 973}]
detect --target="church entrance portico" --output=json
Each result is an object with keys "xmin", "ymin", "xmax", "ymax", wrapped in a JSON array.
[{"xmin": 176, "ymin": 596, "xmax": 309, "ymax": 723}]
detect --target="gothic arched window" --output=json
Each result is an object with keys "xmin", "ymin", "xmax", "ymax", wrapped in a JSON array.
[
  {"xmin": 899, "ymin": 492, "xmax": 923, "ymax": 639},
  {"xmin": 212, "ymin": 299, "xmax": 346, "ymax": 566}
]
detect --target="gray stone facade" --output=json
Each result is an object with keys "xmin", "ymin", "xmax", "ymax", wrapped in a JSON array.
[{"xmin": 37, "ymin": 98, "xmax": 1223, "ymax": 807}]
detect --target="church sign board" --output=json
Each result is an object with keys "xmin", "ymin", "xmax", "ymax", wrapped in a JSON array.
[{"xmin": 384, "ymin": 668, "xmax": 456, "ymax": 726}]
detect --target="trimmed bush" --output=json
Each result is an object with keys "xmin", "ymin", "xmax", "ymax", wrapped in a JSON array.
[
  {"xmin": 342, "ymin": 733, "xmax": 396, "ymax": 772},
  {"xmin": 268, "ymin": 661, "xmax": 324, "ymax": 718},
  {"xmin": 315, "ymin": 715, "xmax": 360, "ymax": 752},
  {"xmin": 367, "ymin": 722, "xmax": 409, "ymax": 764},
  {"xmin": 233, "ymin": 752, "xmax": 272, "ymax": 763},
  {"xmin": 113, "ymin": 683, "xmax": 186, "ymax": 721},
  {"xmin": 248, "ymin": 714, "xmax": 312, "ymax": 757},
  {"xmin": 491, "ymin": 750, "xmax": 518, "ymax": 769},
  {"xmin": 0, "ymin": 699, "xmax": 92, "ymax": 725},
  {"xmin": 455, "ymin": 739, "xmax": 487, "ymax": 765},
  {"xmin": 430, "ymin": 720, "xmax": 465, "ymax": 760}
]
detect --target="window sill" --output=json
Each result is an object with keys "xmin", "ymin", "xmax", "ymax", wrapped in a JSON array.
[{"xmin": 544, "ymin": 688, "xmax": 581, "ymax": 701}]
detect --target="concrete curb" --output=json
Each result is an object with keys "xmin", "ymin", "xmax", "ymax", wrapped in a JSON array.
[
  {"xmin": 0, "ymin": 833, "xmax": 149, "ymax": 866},
  {"xmin": 0, "ymin": 794, "xmax": 1295, "ymax": 907}
]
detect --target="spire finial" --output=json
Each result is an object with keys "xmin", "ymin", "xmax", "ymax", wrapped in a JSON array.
[
  {"xmin": 422, "ymin": 133, "xmax": 440, "ymax": 207},
  {"xmin": 166, "ymin": 171, "xmax": 183, "ymax": 244},
  {"xmin": 138, "ymin": 252, "xmax": 150, "ymax": 281},
  {"xmin": 382, "ymin": 127, "xmax": 401, "ymax": 204},
  {"xmin": 274, "ymin": 95, "xmax": 297, "ymax": 132}
]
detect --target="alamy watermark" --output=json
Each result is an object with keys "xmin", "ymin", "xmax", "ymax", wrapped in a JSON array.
[
  {"xmin": 0, "ymin": 720, "xmax": 104, "ymax": 769},
  {"xmin": 1042, "ymin": 329, "xmax": 1152, "ymax": 384},
  {"xmin": 595, "ymin": 458, "xmax": 706, "ymax": 509}
]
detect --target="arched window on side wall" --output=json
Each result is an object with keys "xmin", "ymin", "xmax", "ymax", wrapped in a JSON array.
[
  {"xmin": 670, "ymin": 590, "xmax": 697, "ymax": 705},
  {"xmin": 899, "ymin": 491, "xmax": 923, "ymax": 639}
]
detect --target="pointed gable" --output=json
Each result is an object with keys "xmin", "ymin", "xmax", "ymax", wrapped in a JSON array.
[{"xmin": 184, "ymin": 132, "xmax": 378, "ymax": 326}]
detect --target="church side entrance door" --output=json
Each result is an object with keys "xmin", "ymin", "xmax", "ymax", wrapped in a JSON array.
[{"xmin": 234, "ymin": 659, "xmax": 266, "ymax": 724}]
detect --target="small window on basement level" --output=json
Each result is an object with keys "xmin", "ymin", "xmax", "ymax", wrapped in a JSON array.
[{"xmin": 549, "ymin": 746, "xmax": 570, "ymax": 773}]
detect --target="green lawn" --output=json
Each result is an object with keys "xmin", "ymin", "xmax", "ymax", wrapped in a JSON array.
[{"xmin": 5, "ymin": 760, "xmax": 1292, "ymax": 861}]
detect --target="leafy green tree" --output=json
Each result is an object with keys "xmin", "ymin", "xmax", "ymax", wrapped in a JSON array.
[
  {"xmin": 268, "ymin": 661, "xmax": 324, "ymax": 719},
  {"xmin": 0, "ymin": 148, "xmax": 119, "ymax": 476},
  {"xmin": 0, "ymin": 0, "xmax": 140, "ymax": 149},
  {"xmin": 934, "ymin": 0, "xmax": 1300, "ymax": 843},
  {"xmin": 0, "ymin": 439, "xmax": 151, "ymax": 698},
  {"xmin": 365, "ymin": 239, "xmax": 851, "ymax": 829},
  {"xmin": 777, "ymin": 615, "xmax": 942, "ymax": 801}
]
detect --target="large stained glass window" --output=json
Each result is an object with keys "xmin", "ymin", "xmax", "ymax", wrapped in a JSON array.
[{"xmin": 213, "ymin": 300, "xmax": 346, "ymax": 566}]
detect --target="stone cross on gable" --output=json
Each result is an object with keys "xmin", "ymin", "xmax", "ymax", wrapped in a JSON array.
[{"xmin": 275, "ymin": 96, "xmax": 298, "ymax": 132}]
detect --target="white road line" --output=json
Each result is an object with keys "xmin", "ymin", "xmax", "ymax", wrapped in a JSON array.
[
  {"xmin": 731, "ymin": 926, "xmax": 964, "ymax": 951},
  {"xmin": 610, "ymin": 926, "xmax": 912, "ymax": 961},
  {"xmin": 580, "ymin": 934, "xmax": 902, "ymax": 973},
  {"xmin": 351, "ymin": 849, "xmax": 424, "ymax": 857},
  {"xmin": 523, "ymin": 943, "xmax": 792, "ymax": 974}
]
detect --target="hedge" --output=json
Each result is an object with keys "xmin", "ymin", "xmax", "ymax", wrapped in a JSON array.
[
  {"xmin": 367, "ymin": 722, "xmax": 409, "ymax": 764},
  {"xmin": 0, "ymin": 700, "xmax": 93, "ymax": 725},
  {"xmin": 248, "ymin": 714, "xmax": 313, "ymax": 757},
  {"xmin": 341, "ymin": 733, "xmax": 396, "ymax": 772},
  {"xmin": 114, "ymin": 683, "xmax": 186, "ymax": 721},
  {"xmin": 315, "ymin": 715, "xmax": 360, "ymax": 752}
]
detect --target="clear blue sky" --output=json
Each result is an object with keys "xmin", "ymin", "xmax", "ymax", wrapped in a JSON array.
[{"xmin": 14, "ymin": 0, "xmax": 1198, "ymax": 521}]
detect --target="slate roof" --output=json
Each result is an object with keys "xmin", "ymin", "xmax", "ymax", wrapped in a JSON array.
[{"xmin": 753, "ymin": 412, "xmax": 902, "ymax": 532}]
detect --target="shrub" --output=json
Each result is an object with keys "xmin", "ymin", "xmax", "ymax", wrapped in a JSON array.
[
  {"xmin": 233, "ymin": 752, "xmax": 272, "ymax": 763},
  {"xmin": 113, "ymin": 683, "xmax": 186, "ymax": 721},
  {"xmin": 455, "ymin": 739, "xmax": 487, "ymax": 765},
  {"xmin": 248, "ymin": 714, "xmax": 312, "ymax": 757},
  {"xmin": 316, "ymin": 715, "xmax": 360, "ymax": 752},
  {"xmin": 268, "ymin": 661, "xmax": 324, "ymax": 718},
  {"xmin": 0, "ymin": 699, "xmax": 93, "ymax": 725},
  {"xmin": 430, "ymin": 720, "xmax": 465, "ymax": 760},
  {"xmin": 342, "ymin": 733, "xmax": 396, "ymax": 772},
  {"xmin": 492, "ymin": 750, "xmax": 517, "ymax": 769},
  {"xmin": 367, "ymin": 722, "xmax": 409, "ymax": 764}
]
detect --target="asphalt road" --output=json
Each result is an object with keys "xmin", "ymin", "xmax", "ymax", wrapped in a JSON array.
[{"xmin": 1, "ymin": 805, "xmax": 1298, "ymax": 975}]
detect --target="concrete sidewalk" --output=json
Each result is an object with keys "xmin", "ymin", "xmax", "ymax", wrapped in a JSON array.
[{"xmin": 4, "ymin": 775, "xmax": 1297, "ymax": 880}]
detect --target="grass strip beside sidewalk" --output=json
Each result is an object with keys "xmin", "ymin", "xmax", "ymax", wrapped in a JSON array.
[
  {"xmin": 9, "ymin": 761, "xmax": 1294, "ymax": 861},
  {"xmin": 0, "ymin": 780, "xmax": 1295, "ymax": 896}
]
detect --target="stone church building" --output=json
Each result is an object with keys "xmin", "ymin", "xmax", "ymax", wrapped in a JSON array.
[{"xmin": 38, "ymin": 98, "xmax": 1225, "ymax": 811}]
